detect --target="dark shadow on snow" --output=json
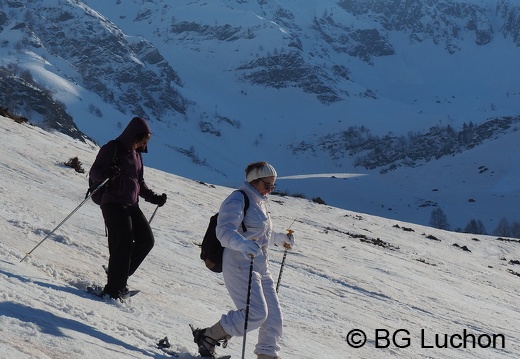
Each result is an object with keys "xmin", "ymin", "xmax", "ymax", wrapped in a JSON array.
[
  {"xmin": 0, "ymin": 267, "xmax": 176, "ymax": 358},
  {"xmin": 0, "ymin": 267, "xmax": 82, "ymax": 296},
  {"xmin": 0, "ymin": 301, "xmax": 158, "ymax": 357}
]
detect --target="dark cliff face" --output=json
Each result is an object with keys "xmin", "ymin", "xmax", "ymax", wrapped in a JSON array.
[
  {"xmin": 498, "ymin": 0, "xmax": 520, "ymax": 45},
  {"xmin": 336, "ymin": 0, "xmax": 520, "ymax": 48},
  {"xmin": 204, "ymin": 0, "xmax": 517, "ymax": 103},
  {"xmin": 0, "ymin": 66, "xmax": 87, "ymax": 141},
  {"xmin": 1, "ymin": 2, "xmax": 187, "ymax": 124},
  {"xmin": 337, "ymin": 0, "xmax": 495, "ymax": 44}
]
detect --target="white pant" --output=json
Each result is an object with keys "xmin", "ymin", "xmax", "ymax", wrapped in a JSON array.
[{"xmin": 220, "ymin": 247, "xmax": 283, "ymax": 357}]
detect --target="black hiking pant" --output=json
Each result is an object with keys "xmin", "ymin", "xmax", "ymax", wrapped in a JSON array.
[{"xmin": 101, "ymin": 203, "xmax": 154, "ymax": 297}]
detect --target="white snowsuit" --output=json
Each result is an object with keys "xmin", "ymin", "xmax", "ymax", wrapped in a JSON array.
[{"xmin": 216, "ymin": 181, "xmax": 289, "ymax": 358}]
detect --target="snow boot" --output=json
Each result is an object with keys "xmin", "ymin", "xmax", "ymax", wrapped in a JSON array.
[
  {"xmin": 190, "ymin": 322, "xmax": 230, "ymax": 358},
  {"xmin": 257, "ymin": 355, "xmax": 281, "ymax": 359},
  {"xmin": 100, "ymin": 285, "xmax": 137, "ymax": 301}
]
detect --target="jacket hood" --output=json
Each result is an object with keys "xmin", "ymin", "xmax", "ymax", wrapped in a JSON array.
[{"xmin": 117, "ymin": 117, "xmax": 151, "ymax": 150}]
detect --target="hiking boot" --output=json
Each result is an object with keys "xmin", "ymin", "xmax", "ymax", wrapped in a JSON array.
[
  {"xmin": 257, "ymin": 355, "xmax": 281, "ymax": 359},
  {"xmin": 190, "ymin": 322, "xmax": 230, "ymax": 357},
  {"xmin": 102, "ymin": 285, "xmax": 130, "ymax": 300}
]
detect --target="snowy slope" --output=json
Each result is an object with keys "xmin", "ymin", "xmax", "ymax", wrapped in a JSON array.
[{"xmin": 1, "ymin": 117, "xmax": 520, "ymax": 359}]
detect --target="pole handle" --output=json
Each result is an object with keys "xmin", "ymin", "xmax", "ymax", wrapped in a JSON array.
[
  {"xmin": 276, "ymin": 223, "xmax": 295, "ymax": 291},
  {"xmin": 284, "ymin": 229, "xmax": 294, "ymax": 249}
]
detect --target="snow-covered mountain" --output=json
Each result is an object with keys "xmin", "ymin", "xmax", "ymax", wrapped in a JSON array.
[
  {"xmin": 0, "ymin": 0, "xmax": 519, "ymax": 231},
  {"xmin": 1, "ymin": 115, "xmax": 520, "ymax": 359}
]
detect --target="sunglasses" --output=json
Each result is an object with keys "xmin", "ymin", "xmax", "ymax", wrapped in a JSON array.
[{"xmin": 259, "ymin": 178, "xmax": 276, "ymax": 190}]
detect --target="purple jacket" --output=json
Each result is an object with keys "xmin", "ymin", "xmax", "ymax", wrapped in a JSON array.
[{"xmin": 90, "ymin": 117, "xmax": 155, "ymax": 206}]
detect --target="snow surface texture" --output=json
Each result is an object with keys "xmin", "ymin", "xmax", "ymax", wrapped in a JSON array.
[{"xmin": 1, "ymin": 117, "xmax": 519, "ymax": 358}]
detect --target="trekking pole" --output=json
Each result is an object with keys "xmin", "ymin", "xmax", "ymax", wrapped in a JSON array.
[
  {"xmin": 20, "ymin": 178, "xmax": 109, "ymax": 263},
  {"xmin": 276, "ymin": 219, "xmax": 296, "ymax": 293},
  {"xmin": 276, "ymin": 239, "xmax": 291, "ymax": 293},
  {"xmin": 148, "ymin": 205, "xmax": 159, "ymax": 224},
  {"xmin": 241, "ymin": 253, "xmax": 255, "ymax": 359}
]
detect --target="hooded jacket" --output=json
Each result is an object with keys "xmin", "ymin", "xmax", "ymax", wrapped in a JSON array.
[{"xmin": 90, "ymin": 117, "xmax": 155, "ymax": 206}]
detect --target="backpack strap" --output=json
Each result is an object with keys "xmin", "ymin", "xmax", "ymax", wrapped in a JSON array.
[
  {"xmin": 103, "ymin": 140, "xmax": 120, "ymax": 193},
  {"xmin": 237, "ymin": 190, "xmax": 249, "ymax": 232},
  {"xmin": 111, "ymin": 140, "xmax": 119, "ymax": 165}
]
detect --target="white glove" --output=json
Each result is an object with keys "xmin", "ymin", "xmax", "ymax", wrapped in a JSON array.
[
  {"xmin": 284, "ymin": 233, "xmax": 295, "ymax": 249},
  {"xmin": 237, "ymin": 239, "xmax": 262, "ymax": 260}
]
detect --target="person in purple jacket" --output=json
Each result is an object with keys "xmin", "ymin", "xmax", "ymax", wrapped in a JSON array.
[{"xmin": 90, "ymin": 117, "xmax": 167, "ymax": 299}]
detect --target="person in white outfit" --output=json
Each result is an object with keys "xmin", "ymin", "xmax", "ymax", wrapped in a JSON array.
[{"xmin": 192, "ymin": 161, "xmax": 295, "ymax": 359}]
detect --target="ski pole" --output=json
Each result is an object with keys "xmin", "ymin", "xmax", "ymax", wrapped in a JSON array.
[
  {"xmin": 20, "ymin": 178, "xmax": 109, "ymax": 262},
  {"xmin": 148, "ymin": 205, "xmax": 159, "ymax": 224},
  {"xmin": 276, "ymin": 219, "xmax": 296, "ymax": 293},
  {"xmin": 241, "ymin": 253, "xmax": 254, "ymax": 359},
  {"xmin": 276, "ymin": 238, "xmax": 291, "ymax": 293}
]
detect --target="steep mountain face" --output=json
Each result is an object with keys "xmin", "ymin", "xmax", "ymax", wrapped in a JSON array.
[
  {"xmin": 1, "ymin": 0, "xmax": 186, "ymax": 122},
  {"xmin": 0, "ymin": 67, "xmax": 85, "ymax": 139},
  {"xmin": 337, "ymin": 0, "xmax": 497, "ymax": 50},
  {"xmin": 1, "ymin": 0, "xmax": 517, "ymax": 125},
  {"xmin": 3, "ymin": 0, "xmax": 518, "ymax": 116}
]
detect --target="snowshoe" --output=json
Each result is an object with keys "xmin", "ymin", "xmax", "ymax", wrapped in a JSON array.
[
  {"xmin": 86, "ymin": 284, "xmax": 139, "ymax": 302},
  {"xmin": 190, "ymin": 324, "xmax": 228, "ymax": 358}
]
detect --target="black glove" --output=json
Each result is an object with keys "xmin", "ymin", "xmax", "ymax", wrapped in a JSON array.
[
  {"xmin": 102, "ymin": 165, "xmax": 120, "ymax": 180},
  {"xmin": 150, "ymin": 193, "xmax": 167, "ymax": 207}
]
